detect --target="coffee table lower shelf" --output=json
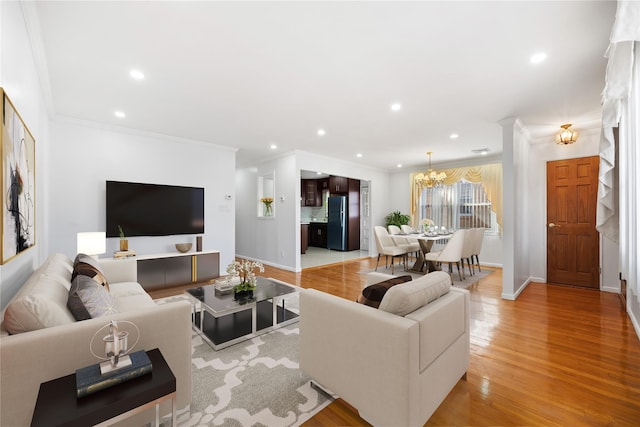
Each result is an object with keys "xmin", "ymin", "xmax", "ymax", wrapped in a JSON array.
[{"xmin": 193, "ymin": 299, "xmax": 299, "ymax": 350}]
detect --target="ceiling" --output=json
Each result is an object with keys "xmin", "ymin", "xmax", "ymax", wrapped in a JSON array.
[{"xmin": 31, "ymin": 1, "xmax": 616, "ymax": 171}]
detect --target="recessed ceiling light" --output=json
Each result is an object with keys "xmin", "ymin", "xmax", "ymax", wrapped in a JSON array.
[
  {"xmin": 270, "ymin": 144, "xmax": 277, "ymax": 150},
  {"xmin": 316, "ymin": 172, "xmax": 322, "ymax": 175},
  {"xmin": 390, "ymin": 103, "xmax": 402, "ymax": 111},
  {"xmin": 530, "ymin": 52, "xmax": 547, "ymax": 64},
  {"xmin": 450, "ymin": 133, "xmax": 459, "ymax": 139},
  {"xmin": 317, "ymin": 129, "xmax": 326, "ymax": 136},
  {"xmin": 472, "ymin": 148, "xmax": 490, "ymax": 155},
  {"xmin": 356, "ymin": 153, "xmax": 363, "ymax": 158},
  {"xmin": 397, "ymin": 164, "xmax": 403, "ymax": 168},
  {"xmin": 114, "ymin": 111, "xmax": 125, "ymax": 118},
  {"xmin": 129, "ymin": 69, "xmax": 145, "ymax": 80}
]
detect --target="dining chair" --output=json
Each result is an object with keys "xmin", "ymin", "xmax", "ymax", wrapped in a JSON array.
[
  {"xmin": 460, "ymin": 229, "xmax": 475, "ymax": 278},
  {"xmin": 400, "ymin": 224, "xmax": 416, "ymax": 234},
  {"xmin": 471, "ymin": 228, "xmax": 485, "ymax": 272},
  {"xmin": 388, "ymin": 225, "xmax": 420, "ymax": 260},
  {"xmin": 374, "ymin": 226, "xmax": 409, "ymax": 273},
  {"xmin": 423, "ymin": 229, "xmax": 466, "ymax": 281},
  {"xmin": 387, "ymin": 225, "xmax": 402, "ymax": 235}
]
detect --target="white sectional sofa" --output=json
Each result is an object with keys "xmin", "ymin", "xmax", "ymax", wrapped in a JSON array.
[
  {"xmin": 0, "ymin": 253, "xmax": 192, "ymax": 426},
  {"xmin": 300, "ymin": 271, "xmax": 470, "ymax": 427}
]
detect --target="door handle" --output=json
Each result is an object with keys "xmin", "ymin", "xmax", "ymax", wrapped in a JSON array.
[{"xmin": 548, "ymin": 223, "xmax": 561, "ymax": 228}]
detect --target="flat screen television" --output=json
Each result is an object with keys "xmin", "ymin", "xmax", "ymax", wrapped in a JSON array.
[{"xmin": 106, "ymin": 181, "xmax": 204, "ymax": 238}]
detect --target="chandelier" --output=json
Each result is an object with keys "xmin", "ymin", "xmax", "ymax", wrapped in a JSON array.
[
  {"xmin": 416, "ymin": 151, "xmax": 447, "ymax": 188},
  {"xmin": 556, "ymin": 123, "xmax": 578, "ymax": 145}
]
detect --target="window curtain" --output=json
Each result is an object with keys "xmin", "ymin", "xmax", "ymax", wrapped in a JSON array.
[
  {"xmin": 598, "ymin": 1, "xmax": 639, "ymax": 304},
  {"xmin": 410, "ymin": 163, "xmax": 502, "ymax": 230},
  {"xmin": 597, "ymin": 0, "xmax": 639, "ymax": 243}
]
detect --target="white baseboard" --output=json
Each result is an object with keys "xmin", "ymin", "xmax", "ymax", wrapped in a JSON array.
[
  {"xmin": 501, "ymin": 276, "xmax": 532, "ymax": 300},
  {"xmin": 234, "ymin": 254, "xmax": 297, "ymax": 273}
]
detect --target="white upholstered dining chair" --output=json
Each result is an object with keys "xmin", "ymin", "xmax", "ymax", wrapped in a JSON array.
[
  {"xmin": 374, "ymin": 226, "xmax": 409, "ymax": 273},
  {"xmin": 388, "ymin": 225, "xmax": 420, "ymax": 260},
  {"xmin": 470, "ymin": 228, "xmax": 485, "ymax": 272},
  {"xmin": 460, "ymin": 229, "xmax": 475, "ymax": 278},
  {"xmin": 423, "ymin": 229, "xmax": 466, "ymax": 281}
]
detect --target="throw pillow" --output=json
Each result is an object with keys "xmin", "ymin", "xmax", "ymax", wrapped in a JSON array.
[
  {"xmin": 72, "ymin": 253, "xmax": 110, "ymax": 292},
  {"xmin": 67, "ymin": 275, "xmax": 119, "ymax": 321},
  {"xmin": 357, "ymin": 275, "xmax": 413, "ymax": 308},
  {"xmin": 378, "ymin": 271, "xmax": 451, "ymax": 316}
]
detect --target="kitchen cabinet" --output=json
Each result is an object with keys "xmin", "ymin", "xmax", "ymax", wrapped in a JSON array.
[
  {"xmin": 347, "ymin": 178, "xmax": 361, "ymax": 251},
  {"xmin": 329, "ymin": 176, "xmax": 349, "ymax": 194},
  {"xmin": 318, "ymin": 178, "xmax": 329, "ymax": 191},
  {"xmin": 301, "ymin": 224, "xmax": 309, "ymax": 254},
  {"xmin": 309, "ymin": 223, "xmax": 328, "ymax": 248},
  {"xmin": 302, "ymin": 179, "xmax": 321, "ymax": 206}
]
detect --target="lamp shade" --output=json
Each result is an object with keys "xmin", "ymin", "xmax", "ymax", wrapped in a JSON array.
[
  {"xmin": 556, "ymin": 124, "xmax": 578, "ymax": 145},
  {"xmin": 77, "ymin": 232, "xmax": 106, "ymax": 256}
]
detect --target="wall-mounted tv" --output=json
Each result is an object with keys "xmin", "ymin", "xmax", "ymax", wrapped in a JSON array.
[{"xmin": 106, "ymin": 181, "xmax": 204, "ymax": 238}]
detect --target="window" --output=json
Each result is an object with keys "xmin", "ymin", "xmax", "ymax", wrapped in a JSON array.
[{"xmin": 420, "ymin": 181, "xmax": 496, "ymax": 232}]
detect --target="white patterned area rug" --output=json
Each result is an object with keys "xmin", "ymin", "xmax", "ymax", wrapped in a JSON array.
[{"xmin": 155, "ymin": 296, "xmax": 331, "ymax": 427}]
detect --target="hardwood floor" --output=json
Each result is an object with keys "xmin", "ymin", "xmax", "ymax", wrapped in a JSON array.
[{"xmin": 149, "ymin": 257, "xmax": 640, "ymax": 426}]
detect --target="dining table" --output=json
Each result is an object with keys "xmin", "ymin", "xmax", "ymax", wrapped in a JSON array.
[{"xmin": 406, "ymin": 233, "xmax": 453, "ymax": 273}]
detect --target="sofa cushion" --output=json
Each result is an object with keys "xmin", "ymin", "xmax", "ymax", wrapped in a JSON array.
[
  {"xmin": 67, "ymin": 275, "xmax": 118, "ymax": 321},
  {"xmin": 72, "ymin": 254, "xmax": 110, "ymax": 292},
  {"xmin": 378, "ymin": 271, "xmax": 451, "ymax": 316},
  {"xmin": 3, "ymin": 274, "xmax": 76, "ymax": 334},
  {"xmin": 357, "ymin": 275, "xmax": 412, "ymax": 308},
  {"xmin": 109, "ymin": 282, "xmax": 155, "ymax": 310}
]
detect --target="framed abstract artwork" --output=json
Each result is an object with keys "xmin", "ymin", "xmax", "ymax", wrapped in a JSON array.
[{"xmin": 1, "ymin": 88, "xmax": 36, "ymax": 264}]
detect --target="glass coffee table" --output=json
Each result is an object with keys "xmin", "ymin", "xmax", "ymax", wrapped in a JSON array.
[{"xmin": 184, "ymin": 277, "xmax": 299, "ymax": 350}]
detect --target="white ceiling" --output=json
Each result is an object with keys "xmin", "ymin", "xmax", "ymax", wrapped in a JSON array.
[{"xmin": 31, "ymin": 1, "xmax": 616, "ymax": 171}]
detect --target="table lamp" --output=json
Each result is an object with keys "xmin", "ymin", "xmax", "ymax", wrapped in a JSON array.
[{"xmin": 77, "ymin": 232, "xmax": 106, "ymax": 258}]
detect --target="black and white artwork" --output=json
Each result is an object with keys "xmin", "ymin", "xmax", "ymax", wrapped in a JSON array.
[{"xmin": 2, "ymin": 88, "xmax": 35, "ymax": 264}]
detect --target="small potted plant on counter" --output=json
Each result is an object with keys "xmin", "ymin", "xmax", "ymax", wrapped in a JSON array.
[{"xmin": 118, "ymin": 225, "xmax": 128, "ymax": 251}]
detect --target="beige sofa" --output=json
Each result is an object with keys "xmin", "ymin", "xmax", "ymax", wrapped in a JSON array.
[
  {"xmin": 0, "ymin": 253, "xmax": 192, "ymax": 426},
  {"xmin": 300, "ymin": 271, "xmax": 470, "ymax": 427}
]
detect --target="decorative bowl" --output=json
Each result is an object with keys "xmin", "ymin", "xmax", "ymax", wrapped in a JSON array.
[{"xmin": 175, "ymin": 243, "xmax": 192, "ymax": 253}]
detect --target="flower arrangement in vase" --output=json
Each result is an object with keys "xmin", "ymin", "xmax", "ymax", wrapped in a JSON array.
[
  {"xmin": 421, "ymin": 218, "xmax": 435, "ymax": 234},
  {"xmin": 260, "ymin": 197, "xmax": 274, "ymax": 216},
  {"xmin": 226, "ymin": 259, "xmax": 265, "ymax": 298}
]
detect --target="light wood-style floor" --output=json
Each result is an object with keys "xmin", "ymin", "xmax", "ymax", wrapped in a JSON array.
[{"xmin": 149, "ymin": 257, "xmax": 640, "ymax": 426}]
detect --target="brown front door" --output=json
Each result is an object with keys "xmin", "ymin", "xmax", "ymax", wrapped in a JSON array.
[{"xmin": 546, "ymin": 156, "xmax": 600, "ymax": 289}]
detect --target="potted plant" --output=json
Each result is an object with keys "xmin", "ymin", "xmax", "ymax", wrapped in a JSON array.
[
  {"xmin": 118, "ymin": 225, "xmax": 128, "ymax": 251},
  {"xmin": 226, "ymin": 259, "xmax": 265, "ymax": 300},
  {"xmin": 384, "ymin": 211, "xmax": 411, "ymax": 228}
]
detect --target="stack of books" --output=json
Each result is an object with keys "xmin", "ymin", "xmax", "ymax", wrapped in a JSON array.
[
  {"xmin": 75, "ymin": 350, "xmax": 152, "ymax": 398},
  {"xmin": 114, "ymin": 250, "xmax": 136, "ymax": 258}
]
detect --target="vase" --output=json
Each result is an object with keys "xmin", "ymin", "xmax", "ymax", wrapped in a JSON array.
[
  {"xmin": 264, "ymin": 204, "xmax": 272, "ymax": 216},
  {"xmin": 120, "ymin": 239, "xmax": 128, "ymax": 251},
  {"xmin": 234, "ymin": 289, "xmax": 254, "ymax": 300}
]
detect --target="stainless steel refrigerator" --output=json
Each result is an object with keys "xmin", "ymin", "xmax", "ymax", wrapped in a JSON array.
[{"xmin": 327, "ymin": 196, "xmax": 347, "ymax": 251}]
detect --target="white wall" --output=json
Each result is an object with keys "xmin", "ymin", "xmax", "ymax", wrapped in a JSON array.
[
  {"xmin": 0, "ymin": 1, "xmax": 51, "ymax": 309},
  {"xmin": 236, "ymin": 150, "xmax": 391, "ymax": 272},
  {"xmin": 501, "ymin": 118, "xmax": 529, "ymax": 299},
  {"xmin": 48, "ymin": 118, "xmax": 237, "ymax": 269}
]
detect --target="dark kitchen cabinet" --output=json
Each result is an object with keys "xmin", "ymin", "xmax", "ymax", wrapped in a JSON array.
[
  {"xmin": 301, "ymin": 224, "xmax": 309, "ymax": 254},
  {"xmin": 302, "ymin": 179, "xmax": 321, "ymax": 206},
  {"xmin": 309, "ymin": 223, "xmax": 328, "ymax": 248},
  {"xmin": 318, "ymin": 178, "xmax": 329, "ymax": 191},
  {"xmin": 329, "ymin": 176, "xmax": 349, "ymax": 194}
]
